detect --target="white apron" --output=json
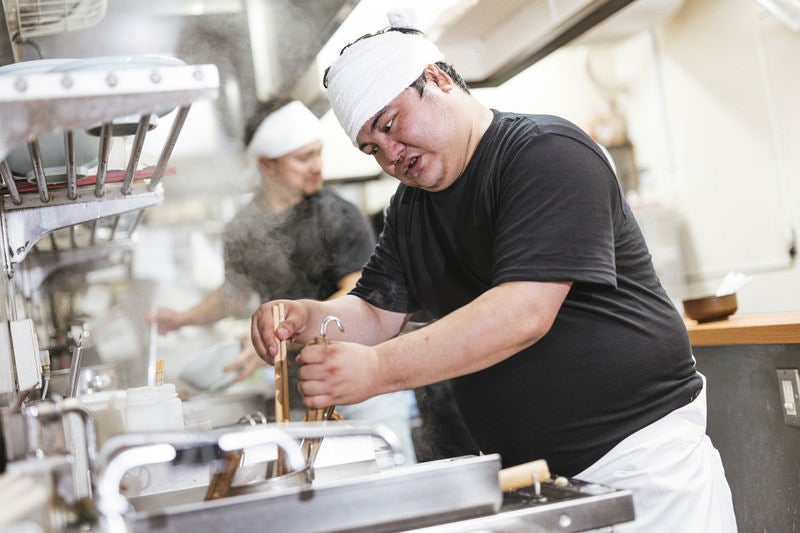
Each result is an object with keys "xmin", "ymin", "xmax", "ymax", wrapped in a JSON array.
[{"xmin": 575, "ymin": 374, "xmax": 737, "ymax": 532}]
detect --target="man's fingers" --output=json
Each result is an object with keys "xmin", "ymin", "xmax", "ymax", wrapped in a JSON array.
[{"xmin": 251, "ymin": 307, "xmax": 277, "ymax": 362}]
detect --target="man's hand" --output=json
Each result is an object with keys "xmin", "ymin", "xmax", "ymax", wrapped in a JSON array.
[
  {"xmin": 251, "ymin": 299, "xmax": 311, "ymax": 365},
  {"xmin": 146, "ymin": 307, "xmax": 184, "ymax": 335},
  {"xmin": 296, "ymin": 340, "xmax": 382, "ymax": 408}
]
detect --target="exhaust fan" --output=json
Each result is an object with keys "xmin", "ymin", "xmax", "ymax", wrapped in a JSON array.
[{"xmin": 2, "ymin": 0, "xmax": 107, "ymax": 41}]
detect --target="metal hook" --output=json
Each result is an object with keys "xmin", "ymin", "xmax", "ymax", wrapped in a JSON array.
[{"xmin": 319, "ymin": 316, "xmax": 344, "ymax": 339}]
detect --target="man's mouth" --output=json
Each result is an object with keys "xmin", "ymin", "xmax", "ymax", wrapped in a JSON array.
[{"xmin": 405, "ymin": 155, "xmax": 420, "ymax": 175}]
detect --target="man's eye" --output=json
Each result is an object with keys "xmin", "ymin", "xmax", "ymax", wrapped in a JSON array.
[
  {"xmin": 362, "ymin": 145, "xmax": 377, "ymax": 156},
  {"xmin": 382, "ymin": 118, "xmax": 393, "ymax": 133}
]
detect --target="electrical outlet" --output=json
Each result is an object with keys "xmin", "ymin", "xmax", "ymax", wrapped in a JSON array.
[{"xmin": 776, "ymin": 369, "xmax": 800, "ymax": 427}]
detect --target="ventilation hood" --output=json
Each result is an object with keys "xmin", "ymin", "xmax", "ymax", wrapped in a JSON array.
[{"xmin": 432, "ymin": 0, "xmax": 684, "ymax": 88}]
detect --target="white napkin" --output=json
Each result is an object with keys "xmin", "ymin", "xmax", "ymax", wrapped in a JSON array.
[{"xmin": 715, "ymin": 271, "xmax": 752, "ymax": 296}]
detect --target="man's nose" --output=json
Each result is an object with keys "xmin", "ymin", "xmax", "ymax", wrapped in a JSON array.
[
  {"xmin": 310, "ymin": 155, "xmax": 323, "ymax": 173},
  {"xmin": 381, "ymin": 140, "xmax": 404, "ymax": 168}
]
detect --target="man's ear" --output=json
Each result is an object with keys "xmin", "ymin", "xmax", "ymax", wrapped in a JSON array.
[
  {"xmin": 425, "ymin": 63, "xmax": 454, "ymax": 92},
  {"xmin": 257, "ymin": 155, "xmax": 278, "ymax": 174}
]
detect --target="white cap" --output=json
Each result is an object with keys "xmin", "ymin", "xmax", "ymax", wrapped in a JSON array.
[
  {"xmin": 247, "ymin": 100, "xmax": 323, "ymax": 159},
  {"xmin": 325, "ymin": 9, "xmax": 444, "ymax": 144}
]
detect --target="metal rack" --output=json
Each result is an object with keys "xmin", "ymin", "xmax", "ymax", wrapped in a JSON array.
[
  {"xmin": 0, "ymin": 62, "xmax": 219, "ymax": 265},
  {"xmin": 0, "ymin": 60, "xmax": 219, "ymax": 397}
]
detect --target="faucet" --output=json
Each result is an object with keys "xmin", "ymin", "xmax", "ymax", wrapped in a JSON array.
[{"xmin": 96, "ymin": 426, "xmax": 306, "ymax": 532}]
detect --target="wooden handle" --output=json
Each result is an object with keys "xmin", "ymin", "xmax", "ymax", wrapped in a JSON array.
[
  {"xmin": 273, "ymin": 304, "xmax": 289, "ymax": 423},
  {"xmin": 498, "ymin": 459, "xmax": 551, "ymax": 492},
  {"xmin": 204, "ymin": 449, "xmax": 244, "ymax": 500}
]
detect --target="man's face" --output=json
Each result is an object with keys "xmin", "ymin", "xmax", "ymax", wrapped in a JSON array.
[
  {"xmin": 355, "ymin": 71, "xmax": 465, "ymax": 192},
  {"xmin": 272, "ymin": 140, "xmax": 324, "ymax": 196}
]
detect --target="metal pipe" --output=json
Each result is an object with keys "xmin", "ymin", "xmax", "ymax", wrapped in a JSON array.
[
  {"xmin": 148, "ymin": 105, "xmax": 190, "ymax": 191},
  {"xmin": 0, "ymin": 159, "xmax": 21, "ymax": 205},
  {"xmin": 67, "ymin": 327, "xmax": 88, "ymax": 398},
  {"xmin": 40, "ymin": 350, "xmax": 50, "ymax": 400},
  {"xmin": 94, "ymin": 123, "xmax": 113, "ymax": 198},
  {"xmin": 27, "ymin": 137, "xmax": 49, "ymax": 203},
  {"xmin": 98, "ymin": 444, "xmax": 176, "ymax": 533},
  {"xmin": 108, "ymin": 214, "xmax": 121, "ymax": 240},
  {"xmin": 121, "ymin": 114, "xmax": 151, "ymax": 195},
  {"xmin": 89, "ymin": 219, "xmax": 98, "ymax": 246},
  {"xmin": 65, "ymin": 130, "xmax": 77, "ymax": 200}
]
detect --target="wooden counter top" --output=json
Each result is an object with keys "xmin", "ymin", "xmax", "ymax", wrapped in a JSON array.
[{"xmin": 685, "ymin": 312, "xmax": 800, "ymax": 346}]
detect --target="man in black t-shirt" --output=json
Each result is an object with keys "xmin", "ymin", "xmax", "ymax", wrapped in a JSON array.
[{"xmin": 251, "ymin": 14, "xmax": 736, "ymax": 533}]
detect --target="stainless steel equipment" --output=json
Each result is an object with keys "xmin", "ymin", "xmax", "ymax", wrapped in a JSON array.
[
  {"xmin": 120, "ymin": 452, "xmax": 634, "ymax": 533},
  {"xmin": 0, "ymin": 57, "xmax": 220, "ymax": 531},
  {"xmin": 0, "ymin": 59, "xmax": 219, "ymax": 398}
]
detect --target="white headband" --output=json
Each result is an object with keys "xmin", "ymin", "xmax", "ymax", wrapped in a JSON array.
[
  {"xmin": 247, "ymin": 100, "xmax": 323, "ymax": 159},
  {"xmin": 325, "ymin": 12, "xmax": 444, "ymax": 144}
]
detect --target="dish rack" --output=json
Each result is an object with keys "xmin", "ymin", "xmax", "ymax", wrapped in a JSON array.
[{"xmin": 0, "ymin": 60, "xmax": 219, "ymax": 398}]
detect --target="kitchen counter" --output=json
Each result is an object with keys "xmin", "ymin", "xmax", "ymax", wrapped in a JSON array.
[{"xmin": 684, "ymin": 312, "xmax": 800, "ymax": 346}]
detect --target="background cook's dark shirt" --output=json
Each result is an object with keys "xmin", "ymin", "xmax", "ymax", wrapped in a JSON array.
[{"xmin": 224, "ymin": 188, "xmax": 374, "ymax": 303}]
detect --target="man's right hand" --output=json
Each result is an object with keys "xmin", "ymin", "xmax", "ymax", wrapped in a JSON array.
[
  {"xmin": 251, "ymin": 299, "xmax": 311, "ymax": 365},
  {"xmin": 146, "ymin": 307, "xmax": 185, "ymax": 335}
]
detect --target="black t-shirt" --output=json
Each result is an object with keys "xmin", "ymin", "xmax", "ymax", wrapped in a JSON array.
[
  {"xmin": 224, "ymin": 188, "xmax": 375, "ymax": 303},
  {"xmin": 352, "ymin": 111, "xmax": 701, "ymax": 476}
]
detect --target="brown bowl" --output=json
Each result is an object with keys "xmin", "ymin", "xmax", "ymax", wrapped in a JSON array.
[{"xmin": 682, "ymin": 293, "xmax": 738, "ymax": 323}]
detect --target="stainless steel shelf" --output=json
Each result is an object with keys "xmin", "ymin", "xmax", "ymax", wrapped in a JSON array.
[{"xmin": 0, "ymin": 62, "xmax": 219, "ymax": 267}]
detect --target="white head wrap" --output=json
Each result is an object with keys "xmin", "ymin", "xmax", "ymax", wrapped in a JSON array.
[
  {"xmin": 246, "ymin": 100, "xmax": 323, "ymax": 159},
  {"xmin": 325, "ymin": 9, "xmax": 444, "ymax": 144}
]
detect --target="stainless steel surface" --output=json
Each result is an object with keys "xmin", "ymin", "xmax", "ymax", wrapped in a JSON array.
[
  {"xmin": 113, "ymin": 442, "xmax": 634, "ymax": 533},
  {"xmin": 0, "ymin": 63, "xmax": 218, "ymax": 161},
  {"xmin": 128, "ymin": 467, "xmax": 633, "ymax": 533},
  {"xmin": 127, "ymin": 454, "xmax": 504, "ymax": 533},
  {"xmin": 410, "ymin": 479, "xmax": 635, "ymax": 532},
  {"xmin": 2, "ymin": 183, "xmax": 162, "ymax": 265}
]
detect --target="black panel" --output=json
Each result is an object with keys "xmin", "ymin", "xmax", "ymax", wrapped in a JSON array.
[{"xmin": 694, "ymin": 343, "xmax": 800, "ymax": 532}]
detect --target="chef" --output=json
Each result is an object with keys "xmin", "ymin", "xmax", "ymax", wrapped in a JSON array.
[{"xmin": 251, "ymin": 12, "xmax": 736, "ymax": 533}]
